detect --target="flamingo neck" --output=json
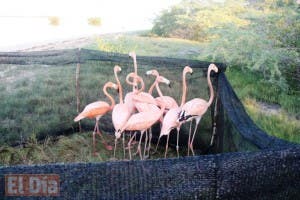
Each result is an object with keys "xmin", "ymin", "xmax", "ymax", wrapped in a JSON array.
[
  {"xmin": 148, "ymin": 81, "xmax": 156, "ymax": 95},
  {"xmin": 137, "ymin": 76, "xmax": 145, "ymax": 94},
  {"xmin": 148, "ymin": 72, "xmax": 159, "ymax": 95},
  {"xmin": 155, "ymin": 82, "xmax": 163, "ymax": 97},
  {"xmin": 156, "ymin": 83, "xmax": 166, "ymax": 116},
  {"xmin": 114, "ymin": 70, "xmax": 123, "ymax": 104},
  {"xmin": 126, "ymin": 73, "xmax": 145, "ymax": 94},
  {"xmin": 133, "ymin": 57, "xmax": 138, "ymax": 92},
  {"xmin": 180, "ymin": 71, "xmax": 188, "ymax": 106},
  {"xmin": 103, "ymin": 84, "xmax": 115, "ymax": 109},
  {"xmin": 207, "ymin": 68, "xmax": 214, "ymax": 106}
]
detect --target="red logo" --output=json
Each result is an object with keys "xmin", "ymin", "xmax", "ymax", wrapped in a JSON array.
[{"xmin": 5, "ymin": 174, "xmax": 59, "ymax": 196}]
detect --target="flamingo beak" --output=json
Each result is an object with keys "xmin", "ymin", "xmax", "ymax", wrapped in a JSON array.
[{"xmin": 168, "ymin": 82, "xmax": 172, "ymax": 88}]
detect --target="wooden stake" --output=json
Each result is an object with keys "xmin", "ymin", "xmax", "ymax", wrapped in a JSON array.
[{"xmin": 76, "ymin": 48, "xmax": 82, "ymax": 132}]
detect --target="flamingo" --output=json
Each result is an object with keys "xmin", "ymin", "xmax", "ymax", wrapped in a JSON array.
[
  {"xmin": 74, "ymin": 81, "xmax": 118, "ymax": 156},
  {"xmin": 146, "ymin": 69, "xmax": 178, "ymax": 112},
  {"xmin": 179, "ymin": 63, "xmax": 219, "ymax": 156},
  {"xmin": 111, "ymin": 66, "xmax": 131, "ymax": 158},
  {"xmin": 145, "ymin": 70, "xmax": 177, "ymax": 156},
  {"xmin": 114, "ymin": 73, "xmax": 145, "ymax": 155},
  {"xmin": 157, "ymin": 66, "xmax": 193, "ymax": 158},
  {"xmin": 125, "ymin": 72, "xmax": 161, "ymax": 158},
  {"xmin": 116, "ymin": 93, "xmax": 165, "ymax": 160}
]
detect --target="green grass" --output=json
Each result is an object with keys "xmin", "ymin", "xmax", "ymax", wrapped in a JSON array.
[
  {"xmin": 226, "ymin": 67, "xmax": 300, "ymax": 116},
  {"xmin": 243, "ymin": 98, "xmax": 300, "ymax": 143},
  {"xmin": 87, "ymin": 34, "xmax": 203, "ymax": 59},
  {"xmin": 0, "ymin": 132, "xmax": 179, "ymax": 165}
]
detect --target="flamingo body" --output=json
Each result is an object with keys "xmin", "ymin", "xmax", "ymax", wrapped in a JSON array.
[
  {"xmin": 181, "ymin": 98, "xmax": 208, "ymax": 120},
  {"xmin": 160, "ymin": 107, "xmax": 182, "ymax": 136},
  {"xmin": 124, "ymin": 92, "xmax": 137, "ymax": 114},
  {"xmin": 156, "ymin": 96, "xmax": 178, "ymax": 111},
  {"xmin": 74, "ymin": 101, "xmax": 110, "ymax": 122}
]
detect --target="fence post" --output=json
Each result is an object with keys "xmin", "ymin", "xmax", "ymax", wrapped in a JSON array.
[{"xmin": 76, "ymin": 48, "xmax": 82, "ymax": 132}]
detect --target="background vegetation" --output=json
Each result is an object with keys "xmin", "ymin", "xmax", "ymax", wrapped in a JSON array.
[{"xmin": 151, "ymin": 0, "xmax": 300, "ymax": 98}]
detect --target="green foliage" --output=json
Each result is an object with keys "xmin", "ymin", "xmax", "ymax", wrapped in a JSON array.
[
  {"xmin": 152, "ymin": 0, "xmax": 249, "ymax": 41},
  {"xmin": 200, "ymin": 25, "xmax": 299, "ymax": 91},
  {"xmin": 152, "ymin": 0, "xmax": 300, "ymax": 92},
  {"xmin": 226, "ymin": 68, "xmax": 299, "ymax": 116},
  {"xmin": 244, "ymin": 98, "xmax": 300, "ymax": 143},
  {"xmin": 92, "ymin": 34, "xmax": 202, "ymax": 59}
]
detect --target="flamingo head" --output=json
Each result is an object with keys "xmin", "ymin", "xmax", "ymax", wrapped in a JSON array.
[
  {"xmin": 104, "ymin": 82, "xmax": 119, "ymax": 90},
  {"xmin": 183, "ymin": 66, "xmax": 193, "ymax": 75},
  {"xmin": 146, "ymin": 69, "xmax": 159, "ymax": 76},
  {"xmin": 158, "ymin": 76, "xmax": 171, "ymax": 87},
  {"xmin": 129, "ymin": 51, "xmax": 136, "ymax": 59},
  {"xmin": 114, "ymin": 65, "xmax": 122, "ymax": 73},
  {"xmin": 209, "ymin": 63, "xmax": 219, "ymax": 73}
]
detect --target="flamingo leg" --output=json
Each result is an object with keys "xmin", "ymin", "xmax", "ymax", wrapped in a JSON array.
[
  {"xmin": 113, "ymin": 138, "xmax": 118, "ymax": 159},
  {"xmin": 131, "ymin": 131, "xmax": 137, "ymax": 145},
  {"xmin": 164, "ymin": 134, "xmax": 170, "ymax": 158},
  {"xmin": 189, "ymin": 117, "xmax": 201, "ymax": 156},
  {"xmin": 128, "ymin": 132, "xmax": 137, "ymax": 160},
  {"xmin": 92, "ymin": 123, "xmax": 98, "ymax": 156},
  {"xmin": 187, "ymin": 121, "xmax": 193, "ymax": 156},
  {"xmin": 122, "ymin": 133, "xmax": 126, "ymax": 159},
  {"xmin": 147, "ymin": 128, "xmax": 153, "ymax": 157},
  {"xmin": 143, "ymin": 130, "xmax": 148, "ymax": 159},
  {"xmin": 95, "ymin": 120, "xmax": 113, "ymax": 151},
  {"xmin": 176, "ymin": 127, "xmax": 180, "ymax": 158},
  {"xmin": 154, "ymin": 136, "xmax": 161, "ymax": 154},
  {"xmin": 92, "ymin": 131, "xmax": 97, "ymax": 156},
  {"xmin": 134, "ymin": 131, "xmax": 144, "ymax": 160}
]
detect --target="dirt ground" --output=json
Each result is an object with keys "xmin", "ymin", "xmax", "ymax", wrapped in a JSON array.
[{"xmin": 16, "ymin": 36, "xmax": 95, "ymax": 52}]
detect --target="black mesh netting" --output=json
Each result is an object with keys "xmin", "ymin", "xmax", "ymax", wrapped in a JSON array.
[{"xmin": 0, "ymin": 49, "xmax": 299, "ymax": 199}]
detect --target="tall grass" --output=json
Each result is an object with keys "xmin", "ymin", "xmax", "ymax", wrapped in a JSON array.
[
  {"xmin": 88, "ymin": 34, "xmax": 203, "ymax": 59},
  {"xmin": 243, "ymin": 98, "xmax": 300, "ymax": 143},
  {"xmin": 226, "ymin": 67, "xmax": 299, "ymax": 116}
]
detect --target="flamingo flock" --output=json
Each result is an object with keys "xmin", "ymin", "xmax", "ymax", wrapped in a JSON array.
[{"xmin": 74, "ymin": 52, "xmax": 219, "ymax": 160}]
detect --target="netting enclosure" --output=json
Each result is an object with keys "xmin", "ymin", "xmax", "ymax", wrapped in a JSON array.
[{"xmin": 0, "ymin": 49, "xmax": 299, "ymax": 199}]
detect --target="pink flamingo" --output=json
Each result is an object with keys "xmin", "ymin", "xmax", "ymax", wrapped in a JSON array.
[
  {"xmin": 158, "ymin": 66, "xmax": 193, "ymax": 158},
  {"xmin": 146, "ymin": 70, "xmax": 177, "ymax": 155},
  {"xmin": 146, "ymin": 69, "xmax": 178, "ymax": 112},
  {"xmin": 125, "ymin": 72, "xmax": 161, "ymax": 158},
  {"xmin": 111, "ymin": 66, "xmax": 131, "ymax": 158},
  {"xmin": 115, "ymin": 80, "xmax": 165, "ymax": 160},
  {"xmin": 74, "ymin": 81, "xmax": 118, "ymax": 156},
  {"xmin": 179, "ymin": 64, "xmax": 218, "ymax": 156}
]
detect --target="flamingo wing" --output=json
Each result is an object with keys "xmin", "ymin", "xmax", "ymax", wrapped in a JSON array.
[
  {"xmin": 74, "ymin": 101, "xmax": 110, "ymax": 121},
  {"xmin": 112, "ymin": 103, "xmax": 131, "ymax": 131},
  {"xmin": 182, "ymin": 98, "xmax": 208, "ymax": 117},
  {"xmin": 123, "ymin": 111, "xmax": 160, "ymax": 131},
  {"xmin": 160, "ymin": 107, "xmax": 181, "ymax": 136},
  {"xmin": 156, "ymin": 96, "xmax": 178, "ymax": 110}
]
